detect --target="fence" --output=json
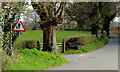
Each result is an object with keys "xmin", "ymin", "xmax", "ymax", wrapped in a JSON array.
[
  {"xmin": 40, "ymin": 43, "xmax": 62, "ymax": 47},
  {"xmin": 40, "ymin": 40, "xmax": 67, "ymax": 53}
]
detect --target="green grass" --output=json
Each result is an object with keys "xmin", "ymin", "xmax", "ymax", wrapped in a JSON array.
[
  {"xmin": 14, "ymin": 30, "xmax": 91, "ymax": 45},
  {"xmin": 4, "ymin": 49, "xmax": 68, "ymax": 70},
  {"xmin": 110, "ymin": 32, "xmax": 120, "ymax": 35},
  {"xmin": 62, "ymin": 36, "xmax": 109, "ymax": 55}
]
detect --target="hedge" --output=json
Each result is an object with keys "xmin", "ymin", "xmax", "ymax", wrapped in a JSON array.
[
  {"xmin": 65, "ymin": 34, "xmax": 106, "ymax": 51},
  {"xmin": 14, "ymin": 40, "xmax": 41, "ymax": 50}
]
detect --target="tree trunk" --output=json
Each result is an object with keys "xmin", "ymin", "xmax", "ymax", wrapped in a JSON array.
[
  {"xmin": 101, "ymin": 29, "xmax": 104, "ymax": 34},
  {"xmin": 42, "ymin": 25, "xmax": 58, "ymax": 52},
  {"xmin": 103, "ymin": 21, "xmax": 110, "ymax": 36},
  {"xmin": 91, "ymin": 26, "xmax": 96, "ymax": 35},
  {"xmin": 106, "ymin": 24, "xmax": 110, "ymax": 36},
  {"xmin": 106, "ymin": 28, "xmax": 109, "ymax": 36},
  {"xmin": 77, "ymin": 20, "xmax": 84, "ymax": 30},
  {"xmin": 91, "ymin": 24, "xmax": 96, "ymax": 35},
  {"xmin": 91, "ymin": 24, "xmax": 98, "ymax": 37}
]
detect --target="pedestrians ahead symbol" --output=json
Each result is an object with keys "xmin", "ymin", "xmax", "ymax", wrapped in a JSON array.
[{"xmin": 12, "ymin": 20, "xmax": 26, "ymax": 32}]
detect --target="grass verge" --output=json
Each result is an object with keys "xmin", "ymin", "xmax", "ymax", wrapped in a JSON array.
[
  {"xmin": 3, "ymin": 49, "xmax": 68, "ymax": 70},
  {"xmin": 62, "ymin": 36, "xmax": 109, "ymax": 55},
  {"xmin": 15, "ymin": 30, "xmax": 91, "ymax": 44},
  {"xmin": 110, "ymin": 31, "xmax": 120, "ymax": 35}
]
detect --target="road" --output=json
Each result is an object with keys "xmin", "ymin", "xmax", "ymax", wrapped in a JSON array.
[{"xmin": 48, "ymin": 35, "xmax": 119, "ymax": 70}]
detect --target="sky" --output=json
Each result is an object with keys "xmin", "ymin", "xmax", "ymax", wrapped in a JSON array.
[{"xmin": 114, "ymin": 17, "xmax": 120, "ymax": 22}]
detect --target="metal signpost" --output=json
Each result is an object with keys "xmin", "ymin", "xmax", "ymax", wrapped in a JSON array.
[{"xmin": 10, "ymin": 20, "xmax": 26, "ymax": 56}]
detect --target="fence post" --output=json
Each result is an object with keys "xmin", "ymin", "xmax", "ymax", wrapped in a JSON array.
[{"xmin": 62, "ymin": 39, "xmax": 66, "ymax": 53}]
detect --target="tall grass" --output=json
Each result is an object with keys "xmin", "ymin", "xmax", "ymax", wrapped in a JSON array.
[{"xmin": 4, "ymin": 49, "xmax": 68, "ymax": 70}]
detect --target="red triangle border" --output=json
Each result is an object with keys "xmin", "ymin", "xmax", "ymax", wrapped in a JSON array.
[{"xmin": 12, "ymin": 20, "xmax": 26, "ymax": 32}]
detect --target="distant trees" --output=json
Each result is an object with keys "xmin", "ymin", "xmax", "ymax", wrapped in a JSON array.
[
  {"xmin": 99, "ymin": 2, "xmax": 119, "ymax": 36},
  {"xmin": 65, "ymin": 2, "xmax": 92, "ymax": 31},
  {"xmin": 65, "ymin": 2, "xmax": 119, "ymax": 36}
]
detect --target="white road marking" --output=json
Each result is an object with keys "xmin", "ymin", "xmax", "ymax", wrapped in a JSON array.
[{"xmin": 74, "ymin": 60, "xmax": 78, "ymax": 61}]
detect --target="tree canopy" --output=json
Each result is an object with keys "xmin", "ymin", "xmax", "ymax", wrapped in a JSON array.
[{"xmin": 65, "ymin": 2, "xmax": 119, "ymax": 36}]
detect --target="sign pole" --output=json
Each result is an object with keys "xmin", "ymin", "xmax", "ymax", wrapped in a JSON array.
[
  {"xmin": 10, "ymin": 23, "xmax": 13, "ymax": 56},
  {"xmin": 19, "ymin": 32, "xmax": 21, "ymax": 36}
]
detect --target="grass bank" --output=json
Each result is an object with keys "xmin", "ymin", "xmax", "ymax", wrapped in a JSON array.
[
  {"xmin": 3, "ymin": 49, "xmax": 68, "ymax": 70},
  {"xmin": 62, "ymin": 36, "xmax": 109, "ymax": 55}
]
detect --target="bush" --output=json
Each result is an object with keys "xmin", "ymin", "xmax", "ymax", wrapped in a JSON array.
[
  {"xmin": 2, "ymin": 50, "xmax": 10, "ymax": 70},
  {"xmin": 22, "ymin": 40, "xmax": 41, "ymax": 50},
  {"xmin": 65, "ymin": 35, "xmax": 99, "ymax": 50},
  {"xmin": 63, "ymin": 36, "xmax": 109, "ymax": 55},
  {"xmin": 14, "ymin": 40, "xmax": 41, "ymax": 50}
]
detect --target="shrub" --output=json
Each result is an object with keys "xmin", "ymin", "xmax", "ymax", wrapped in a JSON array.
[
  {"xmin": 2, "ymin": 50, "xmax": 10, "ymax": 70},
  {"xmin": 65, "ymin": 35, "xmax": 99, "ymax": 50},
  {"xmin": 22, "ymin": 40, "xmax": 41, "ymax": 50},
  {"xmin": 14, "ymin": 40, "xmax": 41, "ymax": 50},
  {"xmin": 63, "ymin": 36, "xmax": 109, "ymax": 54}
]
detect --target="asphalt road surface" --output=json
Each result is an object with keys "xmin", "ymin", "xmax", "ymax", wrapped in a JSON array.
[{"xmin": 48, "ymin": 35, "xmax": 119, "ymax": 70}]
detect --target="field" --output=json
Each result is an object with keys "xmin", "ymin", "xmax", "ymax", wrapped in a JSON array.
[{"xmin": 14, "ymin": 30, "xmax": 91, "ymax": 45}]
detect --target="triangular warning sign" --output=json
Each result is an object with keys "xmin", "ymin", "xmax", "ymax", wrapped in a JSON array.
[{"xmin": 12, "ymin": 20, "xmax": 26, "ymax": 32}]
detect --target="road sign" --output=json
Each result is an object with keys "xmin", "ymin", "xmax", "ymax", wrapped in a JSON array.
[{"xmin": 12, "ymin": 20, "xmax": 26, "ymax": 32}]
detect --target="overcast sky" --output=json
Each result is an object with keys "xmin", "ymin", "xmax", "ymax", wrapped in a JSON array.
[{"xmin": 114, "ymin": 17, "xmax": 120, "ymax": 22}]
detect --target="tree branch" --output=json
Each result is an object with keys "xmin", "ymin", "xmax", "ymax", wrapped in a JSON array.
[{"xmin": 56, "ymin": 3, "xmax": 65, "ymax": 24}]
